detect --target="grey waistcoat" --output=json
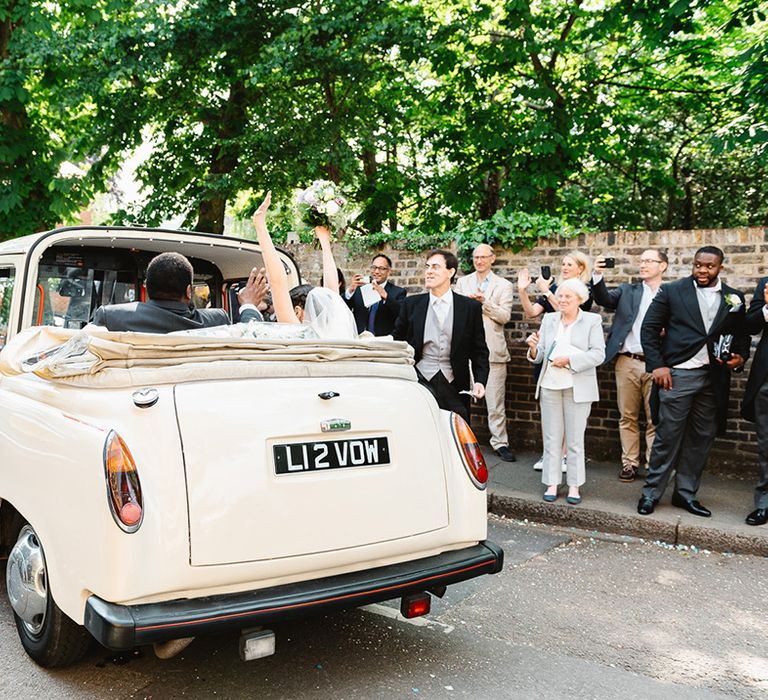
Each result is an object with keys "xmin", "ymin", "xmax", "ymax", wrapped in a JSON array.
[{"xmin": 417, "ymin": 300, "xmax": 454, "ymax": 382}]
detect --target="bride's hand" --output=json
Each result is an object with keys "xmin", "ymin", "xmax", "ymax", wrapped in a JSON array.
[
  {"xmin": 252, "ymin": 191, "xmax": 272, "ymax": 225},
  {"xmin": 314, "ymin": 225, "xmax": 332, "ymax": 242}
]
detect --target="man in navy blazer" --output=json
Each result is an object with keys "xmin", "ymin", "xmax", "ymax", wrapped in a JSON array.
[
  {"xmin": 591, "ymin": 250, "xmax": 668, "ymax": 482},
  {"xmin": 393, "ymin": 249, "xmax": 489, "ymax": 422},
  {"xmin": 637, "ymin": 246, "xmax": 749, "ymax": 518},
  {"xmin": 740, "ymin": 277, "xmax": 768, "ymax": 526},
  {"xmin": 91, "ymin": 252, "xmax": 265, "ymax": 332},
  {"xmin": 345, "ymin": 254, "xmax": 407, "ymax": 336}
]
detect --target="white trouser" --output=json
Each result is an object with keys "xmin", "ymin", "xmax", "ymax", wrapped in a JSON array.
[{"xmin": 540, "ymin": 387, "xmax": 592, "ymax": 487}]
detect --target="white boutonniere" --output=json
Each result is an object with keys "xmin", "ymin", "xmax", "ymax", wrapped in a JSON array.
[{"xmin": 724, "ymin": 293, "xmax": 742, "ymax": 312}]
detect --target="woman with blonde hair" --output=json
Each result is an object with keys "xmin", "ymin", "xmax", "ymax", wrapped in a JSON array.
[
  {"xmin": 526, "ymin": 278, "xmax": 605, "ymax": 505},
  {"xmin": 517, "ymin": 251, "xmax": 593, "ymax": 320}
]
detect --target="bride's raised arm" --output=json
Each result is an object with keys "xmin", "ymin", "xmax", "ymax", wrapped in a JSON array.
[
  {"xmin": 252, "ymin": 192, "xmax": 300, "ymax": 324},
  {"xmin": 314, "ymin": 226, "xmax": 339, "ymax": 292}
]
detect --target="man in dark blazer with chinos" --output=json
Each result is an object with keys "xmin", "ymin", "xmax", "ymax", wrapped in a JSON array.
[
  {"xmin": 393, "ymin": 249, "xmax": 489, "ymax": 422},
  {"xmin": 637, "ymin": 246, "xmax": 748, "ymax": 518},
  {"xmin": 91, "ymin": 252, "xmax": 265, "ymax": 333},
  {"xmin": 591, "ymin": 250, "xmax": 668, "ymax": 482},
  {"xmin": 740, "ymin": 276, "xmax": 768, "ymax": 526}
]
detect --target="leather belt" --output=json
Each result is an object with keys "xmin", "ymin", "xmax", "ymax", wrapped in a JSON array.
[{"xmin": 619, "ymin": 352, "xmax": 645, "ymax": 361}]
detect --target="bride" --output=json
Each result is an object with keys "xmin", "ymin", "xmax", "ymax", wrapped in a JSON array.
[{"xmin": 252, "ymin": 192, "xmax": 358, "ymax": 340}]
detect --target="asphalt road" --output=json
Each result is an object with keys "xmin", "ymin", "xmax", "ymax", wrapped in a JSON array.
[{"xmin": 1, "ymin": 517, "xmax": 766, "ymax": 699}]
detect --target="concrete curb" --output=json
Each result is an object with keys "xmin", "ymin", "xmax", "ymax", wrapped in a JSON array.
[{"xmin": 488, "ymin": 492, "xmax": 768, "ymax": 557}]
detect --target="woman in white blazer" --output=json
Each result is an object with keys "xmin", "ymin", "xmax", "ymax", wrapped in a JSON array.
[{"xmin": 526, "ymin": 279, "xmax": 605, "ymax": 504}]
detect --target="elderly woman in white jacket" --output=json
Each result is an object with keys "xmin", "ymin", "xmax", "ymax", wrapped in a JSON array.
[{"xmin": 526, "ymin": 278, "xmax": 605, "ymax": 504}]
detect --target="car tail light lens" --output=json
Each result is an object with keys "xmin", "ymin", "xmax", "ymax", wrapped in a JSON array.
[
  {"xmin": 401, "ymin": 593, "xmax": 431, "ymax": 619},
  {"xmin": 104, "ymin": 431, "xmax": 144, "ymax": 532},
  {"xmin": 451, "ymin": 413, "xmax": 488, "ymax": 489}
]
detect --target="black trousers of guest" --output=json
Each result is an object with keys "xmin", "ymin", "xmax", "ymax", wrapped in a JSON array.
[
  {"xmin": 418, "ymin": 370, "xmax": 470, "ymax": 422},
  {"xmin": 753, "ymin": 380, "xmax": 768, "ymax": 509}
]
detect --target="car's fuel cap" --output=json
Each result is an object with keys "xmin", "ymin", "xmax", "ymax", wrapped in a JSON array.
[{"xmin": 132, "ymin": 388, "xmax": 159, "ymax": 409}]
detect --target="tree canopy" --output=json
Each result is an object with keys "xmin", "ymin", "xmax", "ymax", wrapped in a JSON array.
[{"xmin": 1, "ymin": 0, "xmax": 766, "ymax": 243}]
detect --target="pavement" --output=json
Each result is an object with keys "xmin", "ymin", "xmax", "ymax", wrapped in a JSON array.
[{"xmin": 483, "ymin": 446, "xmax": 768, "ymax": 557}]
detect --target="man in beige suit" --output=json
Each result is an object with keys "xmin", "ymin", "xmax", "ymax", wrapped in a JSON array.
[{"xmin": 456, "ymin": 244, "xmax": 516, "ymax": 461}]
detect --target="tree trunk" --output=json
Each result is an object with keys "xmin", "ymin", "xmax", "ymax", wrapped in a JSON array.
[{"xmin": 194, "ymin": 80, "xmax": 249, "ymax": 234}]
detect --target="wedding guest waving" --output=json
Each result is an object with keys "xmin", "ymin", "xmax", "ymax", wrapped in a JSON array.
[
  {"xmin": 637, "ymin": 246, "xmax": 748, "ymax": 518},
  {"xmin": 526, "ymin": 279, "xmax": 605, "ymax": 505},
  {"xmin": 517, "ymin": 251, "xmax": 593, "ymax": 319}
]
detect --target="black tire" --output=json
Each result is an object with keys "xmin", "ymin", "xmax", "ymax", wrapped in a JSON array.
[{"xmin": 7, "ymin": 520, "xmax": 91, "ymax": 668}]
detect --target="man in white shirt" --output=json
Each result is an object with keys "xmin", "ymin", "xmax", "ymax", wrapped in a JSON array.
[
  {"xmin": 345, "ymin": 254, "xmax": 407, "ymax": 336},
  {"xmin": 637, "ymin": 246, "xmax": 749, "ymax": 518},
  {"xmin": 455, "ymin": 244, "xmax": 516, "ymax": 461},
  {"xmin": 393, "ymin": 250, "xmax": 488, "ymax": 422},
  {"xmin": 591, "ymin": 250, "xmax": 668, "ymax": 481}
]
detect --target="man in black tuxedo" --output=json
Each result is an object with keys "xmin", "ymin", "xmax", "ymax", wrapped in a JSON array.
[
  {"xmin": 637, "ymin": 246, "xmax": 748, "ymax": 517},
  {"xmin": 740, "ymin": 277, "xmax": 768, "ymax": 526},
  {"xmin": 393, "ymin": 249, "xmax": 489, "ymax": 422},
  {"xmin": 91, "ymin": 252, "xmax": 265, "ymax": 332},
  {"xmin": 345, "ymin": 254, "xmax": 407, "ymax": 336},
  {"xmin": 591, "ymin": 250, "xmax": 668, "ymax": 482}
]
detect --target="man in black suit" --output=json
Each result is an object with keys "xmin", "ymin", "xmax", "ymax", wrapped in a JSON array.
[
  {"xmin": 345, "ymin": 254, "xmax": 407, "ymax": 336},
  {"xmin": 393, "ymin": 249, "xmax": 488, "ymax": 422},
  {"xmin": 91, "ymin": 252, "xmax": 265, "ymax": 332},
  {"xmin": 591, "ymin": 250, "xmax": 668, "ymax": 482},
  {"xmin": 740, "ymin": 277, "xmax": 768, "ymax": 526},
  {"xmin": 637, "ymin": 246, "xmax": 748, "ymax": 517}
]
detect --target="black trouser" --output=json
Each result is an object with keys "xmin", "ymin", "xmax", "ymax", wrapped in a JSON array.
[{"xmin": 419, "ymin": 370, "xmax": 469, "ymax": 422}]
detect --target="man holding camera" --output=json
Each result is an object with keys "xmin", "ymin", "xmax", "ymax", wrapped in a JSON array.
[
  {"xmin": 592, "ymin": 250, "xmax": 668, "ymax": 482},
  {"xmin": 345, "ymin": 254, "xmax": 407, "ymax": 336},
  {"xmin": 637, "ymin": 246, "xmax": 748, "ymax": 517},
  {"xmin": 455, "ymin": 243, "xmax": 516, "ymax": 462}
]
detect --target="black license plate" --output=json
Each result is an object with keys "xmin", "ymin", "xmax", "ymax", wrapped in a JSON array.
[{"xmin": 274, "ymin": 437, "xmax": 390, "ymax": 474}]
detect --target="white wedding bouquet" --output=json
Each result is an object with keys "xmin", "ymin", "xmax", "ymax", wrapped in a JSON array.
[{"xmin": 295, "ymin": 180, "xmax": 355, "ymax": 233}]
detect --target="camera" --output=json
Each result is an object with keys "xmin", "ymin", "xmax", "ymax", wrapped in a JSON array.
[
  {"xmin": 603, "ymin": 257, "xmax": 615, "ymax": 268},
  {"xmin": 714, "ymin": 334, "xmax": 733, "ymax": 362},
  {"xmin": 540, "ymin": 265, "xmax": 551, "ymax": 280}
]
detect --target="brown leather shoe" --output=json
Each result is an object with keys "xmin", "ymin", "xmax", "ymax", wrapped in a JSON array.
[{"xmin": 619, "ymin": 466, "xmax": 636, "ymax": 482}]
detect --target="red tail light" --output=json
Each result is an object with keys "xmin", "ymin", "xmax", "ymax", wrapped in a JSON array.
[
  {"xmin": 451, "ymin": 413, "xmax": 488, "ymax": 488},
  {"xmin": 401, "ymin": 593, "xmax": 431, "ymax": 619},
  {"xmin": 104, "ymin": 431, "xmax": 144, "ymax": 532}
]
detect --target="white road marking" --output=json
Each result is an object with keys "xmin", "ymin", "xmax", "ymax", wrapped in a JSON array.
[{"xmin": 360, "ymin": 603, "xmax": 455, "ymax": 634}]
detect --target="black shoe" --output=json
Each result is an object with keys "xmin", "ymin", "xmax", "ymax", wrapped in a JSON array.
[
  {"xmin": 494, "ymin": 446, "xmax": 516, "ymax": 462},
  {"xmin": 746, "ymin": 508, "xmax": 768, "ymax": 526},
  {"xmin": 637, "ymin": 496, "xmax": 656, "ymax": 515},
  {"xmin": 670, "ymin": 492, "xmax": 711, "ymax": 517}
]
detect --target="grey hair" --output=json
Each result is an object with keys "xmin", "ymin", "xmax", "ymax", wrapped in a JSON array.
[{"xmin": 557, "ymin": 278, "xmax": 590, "ymax": 304}]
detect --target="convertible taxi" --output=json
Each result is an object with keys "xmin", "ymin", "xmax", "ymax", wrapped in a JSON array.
[{"xmin": 0, "ymin": 227, "xmax": 503, "ymax": 667}]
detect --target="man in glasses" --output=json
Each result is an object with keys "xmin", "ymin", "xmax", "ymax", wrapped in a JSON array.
[
  {"xmin": 346, "ymin": 254, "xmax": 407, "ymax": 336},
  {"xmin": 455, "ymin": 243, "xmax": 516, "ymax": 462},
  {"xmin": 592, "ymin": 250, "xmax": 668, "ymax": 482}
]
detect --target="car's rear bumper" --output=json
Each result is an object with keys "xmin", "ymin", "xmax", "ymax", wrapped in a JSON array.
[{"xmin": 84, "ymin": 541, "xmax": 504, "ymax": 650}]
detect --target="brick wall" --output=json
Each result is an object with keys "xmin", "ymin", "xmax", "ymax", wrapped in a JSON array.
[{"xmin": 284, "ymin": 227, "xmax": 768, "ymax": 471}]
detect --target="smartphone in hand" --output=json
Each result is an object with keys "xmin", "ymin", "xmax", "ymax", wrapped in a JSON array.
[
  {"xmin": 540, "ymin": 265, "xmax": 551, "ymax": 280},
  {"xmin": 603, "ymin": 258, "xmax": 615, "ymax": 268}
]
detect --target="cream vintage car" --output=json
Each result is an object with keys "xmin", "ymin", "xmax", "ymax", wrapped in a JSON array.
[{"xmin": 0, "ymin": 227, "xmax": 502, "ymax": 668}]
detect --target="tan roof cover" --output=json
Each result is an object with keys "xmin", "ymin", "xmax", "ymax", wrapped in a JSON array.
[{"xmin": 0, "ymin": 326, "xmax": 417, "ymax": 388}]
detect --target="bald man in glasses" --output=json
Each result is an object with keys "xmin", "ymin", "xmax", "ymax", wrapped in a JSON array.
[
  {"xmin": 591, "ymin": 250, "xmax": 668, "ymax": 482},
  {"xmin": 455, "ymin": 243, "xmax": 516, "ymax": 461}
]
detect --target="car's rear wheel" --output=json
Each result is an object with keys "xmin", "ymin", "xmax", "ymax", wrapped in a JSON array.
[{"xmin": 5, "ymin": 521, "xmax": 90, "ymax": 667}]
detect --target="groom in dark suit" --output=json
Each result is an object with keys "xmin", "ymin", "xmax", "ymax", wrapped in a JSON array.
[
  {"xmin": 393, "ymin": 249, "xmax": 489, "ymax": 422},
  {"xmin": 91, "ymin": 252, "xmax": 265, "ymax": 332},
  {"xmin": 637, "ymin": 246, "xmax": 748, "ymax": 517},
  {"xmin": 740, "ymin": 277, "xmax": 768, "ymax": 526}
]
